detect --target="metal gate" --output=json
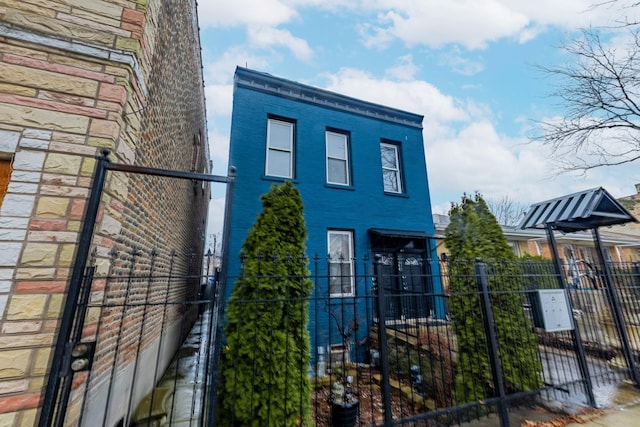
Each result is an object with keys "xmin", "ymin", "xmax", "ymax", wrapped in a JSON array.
[{"xmin": 39, "ymin": 151, "xmax": 234, "ymax": 427}]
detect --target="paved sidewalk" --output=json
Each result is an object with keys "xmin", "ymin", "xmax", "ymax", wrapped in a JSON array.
[
  {"xmin": 565, "ymin": 404, "xmax": 640, "ymax": 427},
  {"xmin": 565, "ymin": 382, "xmax": 640, "ymax": 427}
]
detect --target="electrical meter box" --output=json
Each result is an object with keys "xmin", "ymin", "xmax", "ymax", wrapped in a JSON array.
[{"xmin": 530, "ymin": 289, "xmax": 574, "ymax": 332}]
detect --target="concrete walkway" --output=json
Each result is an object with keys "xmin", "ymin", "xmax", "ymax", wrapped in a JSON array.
[
  {"xmin": 132, "ymin": 310, "xmax": 212, "ymax": 427},
  {"xmin": 554, "ymin": 383, "xmax": 640, "ymax": 427},
  {"xmin": 165, "ymin": 310, "xmax": 212, "ymax": 427},
  {"xmin": 566, "ymin": 405, "xmax": 640, "ymax": 427},
  {"xmin": 565, "ymin": 382, "xmax": 640, "ymax": 427}
]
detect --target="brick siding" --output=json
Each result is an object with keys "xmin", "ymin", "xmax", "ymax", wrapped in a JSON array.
[{"xmin": 0, "ymin": 0, "xmax": 210, "ymax": 425}]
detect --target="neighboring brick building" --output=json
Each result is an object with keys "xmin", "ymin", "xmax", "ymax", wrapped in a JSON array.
[
  {"xmin": 434, "ymin": 213, "xmax": 640, "ymax": 263},
  {"xmin": 0, "ymin": 1, "xmax": 210, "ymax": 426},
  {"xmin": 617, "ymin": 183, "xmax": 640, "ymax": 236}
]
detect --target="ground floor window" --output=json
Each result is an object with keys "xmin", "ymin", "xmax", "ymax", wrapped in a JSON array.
[{"xmin": 328, "ymin": 230, "xmax": 354, "ymax": 297}]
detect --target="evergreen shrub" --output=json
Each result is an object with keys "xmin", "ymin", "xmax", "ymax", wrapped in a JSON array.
[
  {"xmin": 444, "ymin": 193, "xmax": 542, "ymax": 404},
  {"xmin": 217, "ymin": 181, "xmax": 313, "ymax": 427}
]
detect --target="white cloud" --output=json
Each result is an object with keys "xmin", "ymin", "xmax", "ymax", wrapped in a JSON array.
[
  {"xmin": 356, "ymin": 0, "xmax": 640, "ymax": 50},
  {"xmin": 437, "ymin": 48, "xmax": 485, "ymax": 76},
  {"xmin": 323, "ymin": 68, "xmax": 469, "ymax": 123},
  {"xmin": 427, "ymin": 122, "xmax": 522, "ymax": 192},
  {"xmin": 208, "ymin": 128, "xmax": 230, "ymax": 171},
  {"xmin": 207, "ymin": 196, "xmax": 227, "ymax": 238},
  {"xmin": 359, "ymin": 0, "xmax": 530, "ymax": 50},
  {"xmin": 505, "ymin": 0, "xmax": 640, "ymax": 29},
  {"xmin": 384, "ymin": 54, "xmax": 419, "ymax": 81},
  {"xmin": 517, "ymin": 25, "xmax": 545, "ymax": 44},
  {"xmin": 247, "ymin": 26, "xmax": 313, "ymax": 61},
  {"xmin": 203, "ymin": 47, "xmax": 269, "ymax": 85},
  {"xmin": 205, "ymin": 84, "xmax": 233, "ymax": 117},
  {"xmin": 197, "ymin": 0, "xmax": 296, "ymax": 28},
  {"xmin": 288, "ymin": 0, "xmax": 356, "ymax": 6},
  {"xmin": 425, "ymin": 117, "xmax": 638, "ymax": 209}
]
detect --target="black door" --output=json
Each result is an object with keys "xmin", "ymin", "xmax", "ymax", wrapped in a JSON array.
[{"xmin": 377, "ymin": 250, "xmax": 430, "ymax": 321}]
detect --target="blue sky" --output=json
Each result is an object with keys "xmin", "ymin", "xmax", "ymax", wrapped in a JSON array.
[{"xmin": 196, "ymin": 0, "xmax": 640, "ymax": 239}]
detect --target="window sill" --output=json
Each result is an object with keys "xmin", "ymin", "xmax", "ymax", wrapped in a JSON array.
[
  {"xmin": 325, "ymin": 183, "xmax": 355, "ymax": 191},
  {"xmin": 383, "ymin": 191, "xmax": 408, "ymax": 198},
  {"xmin": 329, "ymin": 293, "xmax": 355, "ymax": 299},
  {"xmin": 262, "ymin": 175, "xmax": 298, "ymax": 184}
]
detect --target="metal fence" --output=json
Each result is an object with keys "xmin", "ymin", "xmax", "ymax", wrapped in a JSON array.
[
  {"xmin": 44, "ymin": 250, "xmax": 640, "ymax": 426},
  {"xmin": 215, "ymin": 255, "xmax": 640, "ymax": 427},
  {"xmin": 38, "ymin": 153, "xmax": 234, "ymax": 427},
  {"xmin": 43, "ymin": 247, "xmax": 221, "ymax": 427}
]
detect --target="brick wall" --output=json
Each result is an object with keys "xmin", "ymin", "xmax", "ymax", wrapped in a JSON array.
[
  {"xmin": 0, "ymin": 0, "xmax": 210, "ymax": 425},
  {"xmin": 616, "ymin": 185, "xmax": 640, "ymax": 236}
]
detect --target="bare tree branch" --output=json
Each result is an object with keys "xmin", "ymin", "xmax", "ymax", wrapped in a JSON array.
[
  {"xmin": 485, "ymin": 195, "xmax": 529, "ymax": 226},
  {"xmin": 591, "ymin": 1, "xmax": 640, "ymax": 27},
  {"xmin": 533, "ymin": 26, "xmax": 640, "ymax": 172}
]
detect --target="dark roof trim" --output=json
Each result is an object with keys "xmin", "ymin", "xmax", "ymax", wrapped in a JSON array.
[
  {"xmin": 519, "ymin": 187, "xmax": 637, "ymax": 232},
  {"xmin": 234, "ymin": 67, "xmax": 424, "ymax": 129},
  {"xmin": 368, "ymin": 228, "xmax": 434, "ymax": 239}
]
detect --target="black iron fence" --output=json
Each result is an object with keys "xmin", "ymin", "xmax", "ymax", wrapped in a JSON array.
[
  {"xmin": 215, "ymin": 255, "xmax": 640, "ymax": 427},
  {"xmin": 43, "ymin": 249, "xmax": 640, "ymax": 426},
  {"xmin": 38, "ymin": 152, "xmax": 234, "ymax": 427},
  {"xmin": 43, "ymin": 247, "xmax": 221, "ymax": 427}
]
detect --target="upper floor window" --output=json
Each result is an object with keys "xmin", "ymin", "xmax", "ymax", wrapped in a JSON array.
[
  {"xmin": 191, "ymin": 132, "xmax": 201, "ymax": 172},
  {"xmin": 265, "ymin": 118, "xmax": 295, "ymax": 178},
  {"xmin": 328, "ymin": 230, "xmax": 354, "ymax": 297},
  {"xmin": 380, "ymin": 142, "xmax": 402, "ymax": 193},
  {"xmin": 326, "ymin": 130, "xmax": 350, "ymax": 185}
]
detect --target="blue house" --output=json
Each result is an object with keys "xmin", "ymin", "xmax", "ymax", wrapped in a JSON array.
[{"xmin": 225, "ymin": 67, "xmax": 442, "ymax": 366}]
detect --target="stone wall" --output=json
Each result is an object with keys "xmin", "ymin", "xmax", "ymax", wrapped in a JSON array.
[{"xmin": 0, "ymin": 1, "xmax": 210, "ymax": 425}]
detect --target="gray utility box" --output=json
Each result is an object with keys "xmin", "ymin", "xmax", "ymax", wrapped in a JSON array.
[{"xmin": 530, "ymin": 289, "xmax": 574, "ymax": 332}]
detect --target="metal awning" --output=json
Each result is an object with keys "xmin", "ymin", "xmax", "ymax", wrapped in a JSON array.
[
  {"xmin": 518, "ymin": 187, "xmax": 637, "ymax": 232},
  {"xmin": 368, "ymin": 228, "xmax": 433, "ymax": 239}
]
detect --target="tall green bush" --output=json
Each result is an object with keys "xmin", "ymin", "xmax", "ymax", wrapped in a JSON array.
[
  {"xmin": 217, "ymin": 181, "xmax": 313, "ymax": 427},
  {"xmin": 445, "ymin": 193, "xmax": 542, "ymax": 403}
]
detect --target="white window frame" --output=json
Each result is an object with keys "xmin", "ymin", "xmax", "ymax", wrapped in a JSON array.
[
  {"xmin": 265, "ymin": 118, "xmax": 294, "ymax": 178},
  {"xmin": 327, "ymin": 230, "xmax": 355, "ymax": 297},
  {"xmin": 614, "ymin": 245, "xmax": 623, "ymax": 262},
  {"xmin": 507, "ymin": 241, "xmax": 520, "ymax": 256},
  {"xmin": 326, "ymin": 131, "xmax": 350, "ymax": 185},
  {"xmin": 533, "ymin": 240, "xmax": 542, "ymax": 256},
  {"xmin": 380, "ymin": 142, "xmax": 402, "ymax": 193}
]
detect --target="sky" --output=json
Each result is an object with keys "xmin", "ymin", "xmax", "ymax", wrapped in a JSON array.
[{"xmin": 196, "ymin": 0, "xmax": 640, "ymax": 242}]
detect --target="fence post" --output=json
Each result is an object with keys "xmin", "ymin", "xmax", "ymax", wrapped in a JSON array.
[
  {"xmin": 38, "ymin": 149, "xmax": 110, "ymax": 427},
  {"xmin": 207, "ymin": 166, "xmax": 236, "ymax": 427},
  {"xmin": 474, "ymin": 260, "xmax": 510, "ymax": 427},
  {"xmin": 374, "ymin": 254, "xmax": 393, "ymax": 426}
]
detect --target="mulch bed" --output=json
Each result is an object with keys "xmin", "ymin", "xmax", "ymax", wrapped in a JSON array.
[{"xmin": 312, "ymin": 384, "xmax": 421, "ymax": 426}]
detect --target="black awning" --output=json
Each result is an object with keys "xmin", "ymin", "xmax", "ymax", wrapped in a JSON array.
[
  {"xmin": 368, "ymin": 228, "xmax": 433, "ymax": 239},
  {"xmin": 518, "ymin": 187, "xmax": 637, "ymax": 232}
]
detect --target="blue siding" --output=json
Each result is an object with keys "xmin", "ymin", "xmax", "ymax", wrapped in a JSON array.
[
  {"xmin": 225, "ymin": 68, "xmax": 441, "ymax": 365},
  {"xmin": 228, "ymin": 90, "xmax": 435, "ymax": 265}
]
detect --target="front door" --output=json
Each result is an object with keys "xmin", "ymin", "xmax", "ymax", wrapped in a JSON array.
[{"xmin": 377, "ymin": 250, "xmax": 430, "ymax": 321}]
